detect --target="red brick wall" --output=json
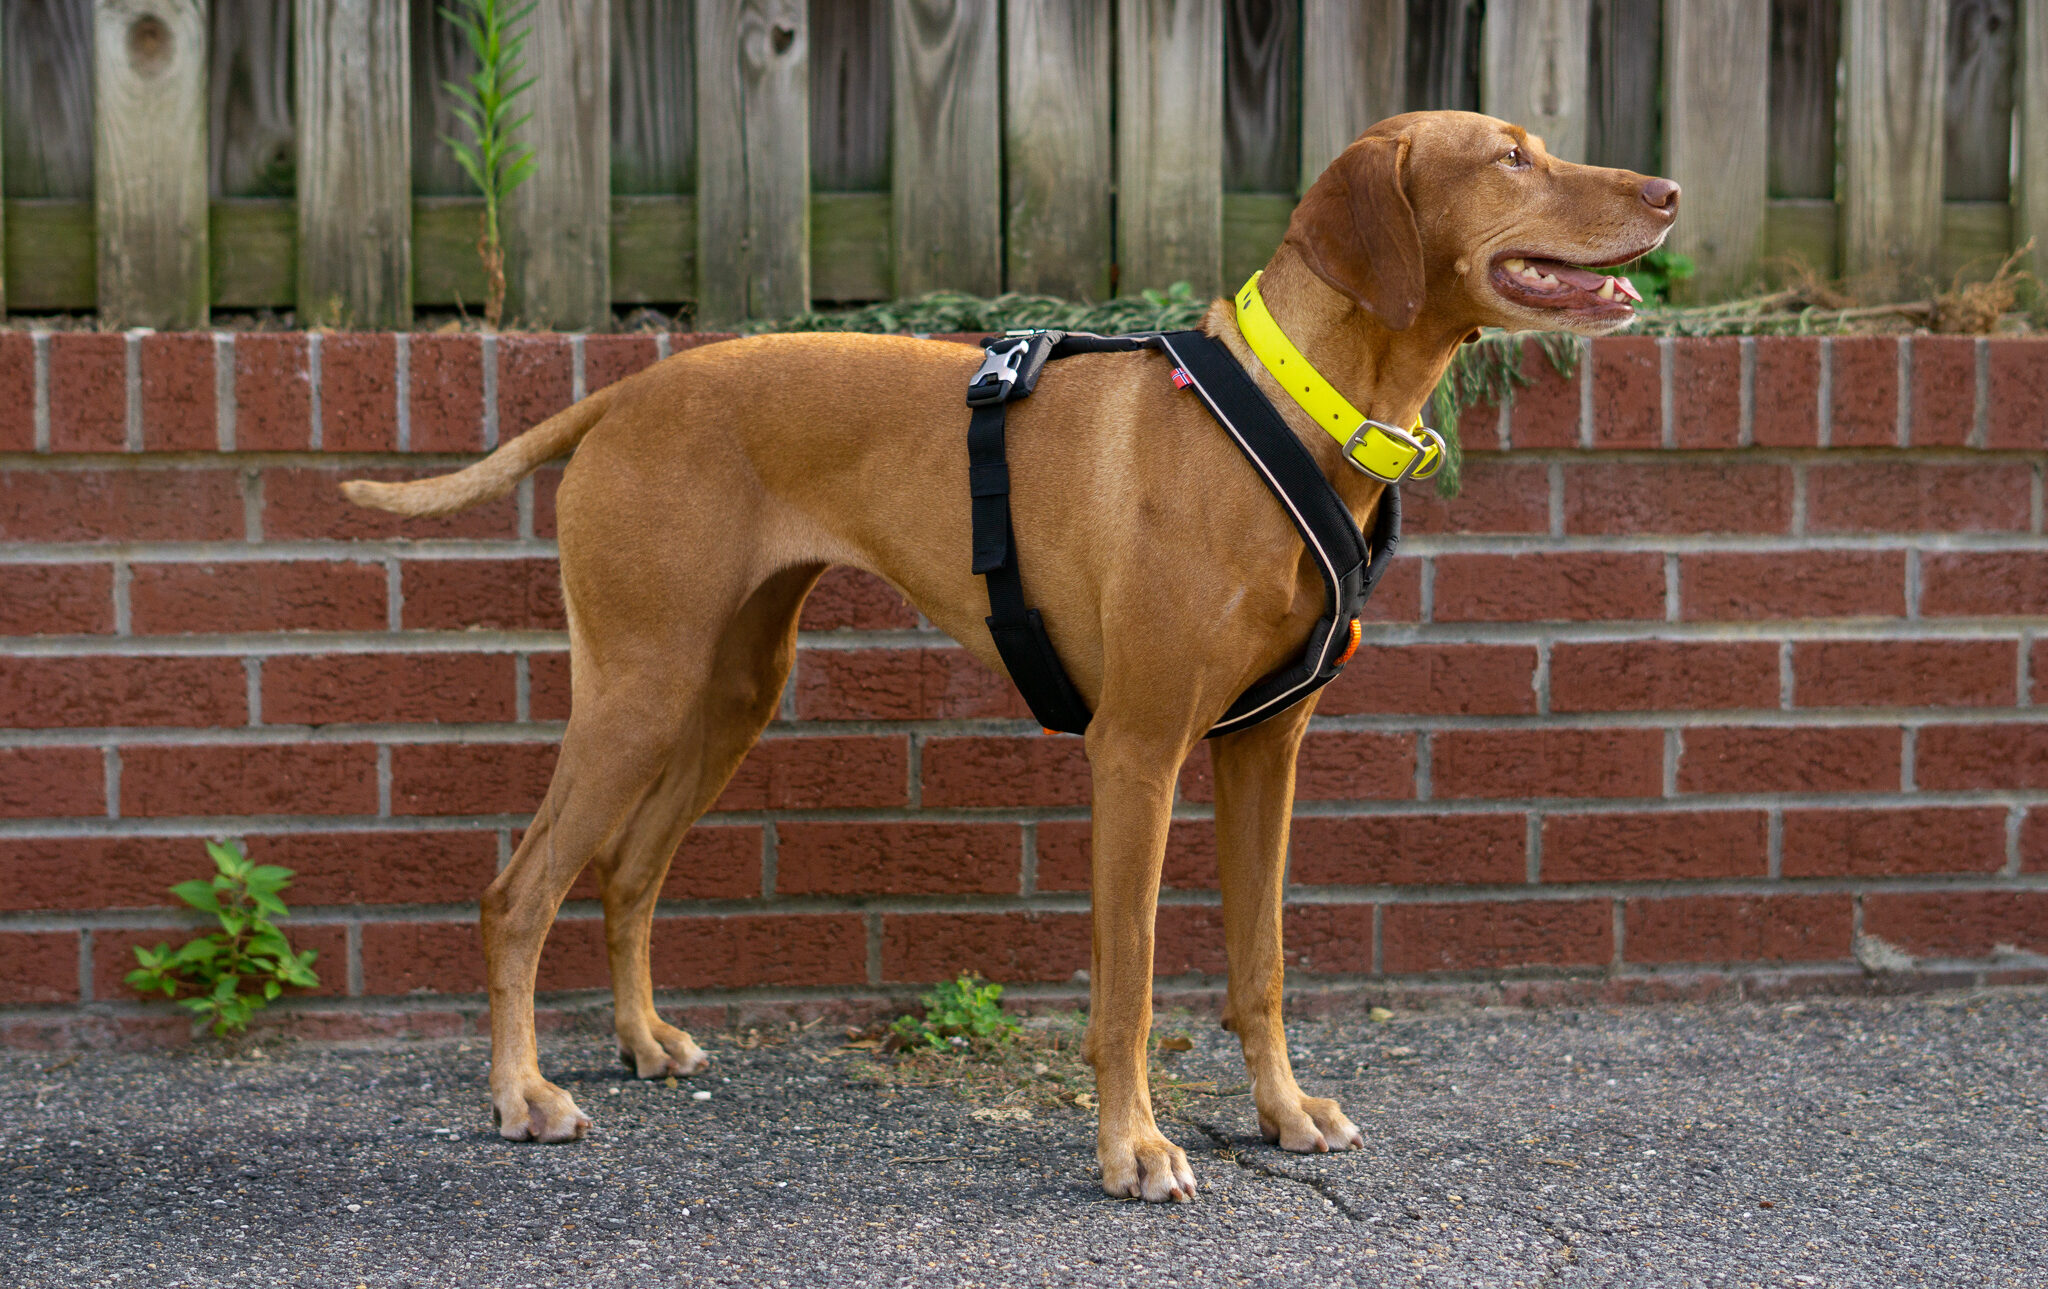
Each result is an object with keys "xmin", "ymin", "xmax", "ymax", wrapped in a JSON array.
[{"xmin": 2, "ymin": 330, "xmax": 2045, "ymax": 1044}]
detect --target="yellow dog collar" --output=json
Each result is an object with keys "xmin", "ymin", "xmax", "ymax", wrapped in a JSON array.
[{"xmin": 1233, "ymin": 272, "xmax": 1446, "ymax": 486}]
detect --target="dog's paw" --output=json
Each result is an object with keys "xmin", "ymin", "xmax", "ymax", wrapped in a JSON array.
[
  {"xmin": 619, "ymin": 1023, "xmax": 711, "ymax": 1080},
  {"xmin": 1099, "ymin": 1131, "xmax": 1199, "ymax": 1203},
  {"xmin": 492, "ymin": 1079, "xmax": 592, "ymax": 1143},
  {"xmin": 1257, "ymin": 1094, "xmax": 1364, "ymax": 1154}
]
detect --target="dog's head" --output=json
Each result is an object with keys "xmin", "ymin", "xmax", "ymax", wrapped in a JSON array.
[{"xmin": 1284, "ymin": 110, "xmax": 1678, "ymax": 337}]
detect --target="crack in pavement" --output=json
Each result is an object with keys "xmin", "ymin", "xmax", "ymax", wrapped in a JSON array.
[{"xmin": 1183, "ymin": 1114, "xmax": 1373, "ymax": 1222}]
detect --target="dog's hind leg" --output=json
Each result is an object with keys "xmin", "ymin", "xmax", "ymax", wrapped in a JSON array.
[{"xmin": 590, "ymin": 565, "xmax": 821, "ymax": 1080}]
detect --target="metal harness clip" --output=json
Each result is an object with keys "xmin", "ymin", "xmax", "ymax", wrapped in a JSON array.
[
  {"xmin": 966, "ymin": 337, "xmax": 1032, "ymax": 407},
  {"xmin": 1342, "ymin": 419, "xmax": 1450, "ymax": 486}
]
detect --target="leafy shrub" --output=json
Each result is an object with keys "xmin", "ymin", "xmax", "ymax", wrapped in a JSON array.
[
  {"xmin": 890, "ymin": 973, "xmax": 1020, "ymax": 1052},
  {"xmin": 126, "ymin": 840, "xmax": 320, "ymax": 1037}
]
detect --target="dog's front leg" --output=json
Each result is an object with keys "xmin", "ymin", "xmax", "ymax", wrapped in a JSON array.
[
  {"xmin": 1212, "ymin": 704, "xmax": 1365, "ymax": 1153},
  {"xmin": 1084, "ymin": 727, "xmax": 1200, "ymax": 1203}
]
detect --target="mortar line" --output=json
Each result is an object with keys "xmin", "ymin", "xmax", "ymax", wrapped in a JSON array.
[
  {"xmin": 1413, "ymin": 730, "xmax": 1432, "ymax": 802},
  {"xmin": 1611, "ymin": 898, "xmax": 1626, "ymax": 968},
  {"xmin": 123, "ymin": 331, "xmax": 143, "ymax": 452},
  {"xmin": 905, "ymin": 732, "xmax": 923, "ymax": 808},
  {"xmin": 1547, "ymin": 461, "xmax": 1565, "ymax": 537},
  {"xmin": 654, "ymin": 333, "xmax": 672, "ymax": 362},
  {"xmin": 571, "ymin": 335, "xmax": 587, "ymax": 402},
  {"xmin": 481, "ymin": 335, "xmax": 499, "ymax": 449},
  {"xmin": 1419, "ymin": 557, "xmax": 1435, "ymax": 623},
  {"xmin": 1494, "ymin": 396, "xmax": 1510, "ymax": 451},
  {"xmin": 2005, "ymin": 807, "xmax": 2024, "ymax": 878},
  {"xmin": 1779, "ymin": 640, "xmax": 1794, "ymax": 709},
  {"xmin": 1533, "ymin": 639, "xmax": 1552, "ymax": 715},
  {"xmin": 1019, "ymin": 821, "xmax": 1039, "ymax": 896},
  {"xmin": 244, "ymin": 656, "xmax": 263, "ymax": 726},
  {"xmin": 77, "ymin": 927, "xmax": 94, "ymax": 1003},
  {"xmin": 393, "ymin": 333, "xmax": 411, "ymax": 453},
  {"xmin": 111, "ymin": 560, "xmax": 132, "ymax": 637},
  {"xmin": 241, "ymin": 467, "xmax": 265, "ymax": 543},
  {"xmin": 1971, "ymin": 338, "xmax": 1989, "ymax": 449},
  {"xmin": 103, "ymin": 747, "xmax": 121, "ymax": 820},
  {"xmin": 761, "ymin": 820, "xmax": 779, "ymax": 898},
  {"xmin": 215, "ymin": 333, "xmax": 236, "ymax": 453},
  {"xmin": 2031, "ymin": 461, "xmax": 2044, "ymax": 535},
  {"xmin": 376, "ymin": 745, "xmax": 393, "ymax": 817},
  {"xmin": 385, "ymin": 557, "xmax": 404, "ymax": 632},
  {"xmin": 1904, "ymin": 548, "xmax": 1922, "ymax": 620},
  {"xmin": 1815, "ymin": 337, "xmax": 1832, "ymax": 448},
  {"xmin": 1663, "ymin": 553, "xmax": 1679, "ymax": 623},
  {"xmin": 515, "ymin": 653, "xmax": 532, "ymax": 723},
  {"xmin": 497, "ymin": 829, "xmax": 512, "ymax": 872},
  {"xmin": 1737, "ymin": 337, "xmax": 1755, "ymax": 447},
  {"xmin": 1370, "ymin": 903, "xmax": 1383, "ymax": 974},
  {"xmin": 1895, "ymin": 335, "xmax": 1912, "ymax": 448},
  {"xmin": 865, "ymin": 913, "xmax": 883, "ymax": 986},
  {"xmin": 2020, "ymin": 628, "xmax": 2035, "ymax": 707},
  {"xmin": 1767, "ymin": 808, "xmax": 1784, "ymax": 879},
  {"xmin": 1525, "ymin": 812, "xmax": 1542, "ymax": 884},
  {"xmin": 1658, "ymin": 336, "xmax": 1675, "ymax": 450},
  {"xmin": 517, "ymin": 476, "xmax": 536, "ymax": 540},
  {"xmin": 307, "ymin": 333, "xmax": 324, "ymax": 451},
  {"xmin": 1663, "ymin": 729, "xmax": 1680, "ymax": 798},
  {"xmin": 1790, "ymin": 462, "xmax": 1808, "ymax": 537},
  {"xmin": 1900, "ymin": 726, "xmax": 1916, "ymax": 793},
  {"xmin": 1577, "ymin": 338, "xmax": 1594, "ymax": 449},
  {"xmin": 32, "ymin": 331, "xmax": 51, "ymax": 452},
  {"xmin": 346, "ymin": 922, "xmax": 364, "ymax": 997}
]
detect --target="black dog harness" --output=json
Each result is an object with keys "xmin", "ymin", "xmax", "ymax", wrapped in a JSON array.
[{"xmin": 964, "ymin": 328, "xmax": 1402, "ymax": 738}]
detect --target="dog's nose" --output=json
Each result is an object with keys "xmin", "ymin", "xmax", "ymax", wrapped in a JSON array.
[{"xmin": 1641, "ymin": 177, "xmax": 1680, "ymax": 213}]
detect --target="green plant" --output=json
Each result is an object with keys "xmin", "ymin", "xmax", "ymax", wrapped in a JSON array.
[
  {"xmin": 126, "ymin": 840, "xmax": 320, "ymax": 1037},
  {"xmin": 890, "ymin": 973, "xmax": 1019, "ymax": 1052},
  {"xmin": 441, "ymin": 0, "xmax": 538, "ymax": 330},
  {"xmin": 1621, "ymin": 247, "xmax": 1697, "ymax": 304}
]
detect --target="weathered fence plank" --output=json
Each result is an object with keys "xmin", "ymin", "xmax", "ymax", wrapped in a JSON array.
[
  {"xmin": 611, "ymin": 0, "xmax": 693, "ymax": 193},
  {"xmin": 1589, "ymin": 0, "xmax": 1658, "ymax": 172},
  {"xmin": 503, "ymin": 0, "xmax": 610, "ymax": 330},
  {"xmin": 94, "ymin": 0, "xmax": 209, "ymax": 328},
  {"xmin": 1004, "ymin": 0, "xmax": 1110, "ymax": 297},
  {"xmin": 1481, "ymin": 0, "xmax": 1589, "ymax": 161},
  {"xmin": 696, "ymin": 0, "xmax": 808, "ymax": 324},
  {"xmin": 1117, "ymin": 0, "xmax": 1222, "ymax": 296},
  {"xmin": 5, "ymin": 0, "xmax": 94, "ymax": 199},
  {"xmin": 891, "ymin": 0, "xmax": 999, "ymax": 295},
  {"xmin": 1663, "ymin": 0, "xmax": 1767, "ymax": 299},
  {"xmin": 1841, "ymin": 0, "xmax": 1945, "ymax": 298},
  {"xmin": 1299, "ymin": 0, "xmax": 1402, "ymax": 190},
  {"xmin": 295, "ymin": 0, "xmax": 410, "ymax": 328},
  {"xmin": 2022, "ymin": 0, "xmax": 2048, "ymax": 273},
  {"xmin": 211, "ymin": 0, "xmax": 293, "ymax": 196},
  {"xmin": 1407, "ymin": 0, "xmax": 1481, "ymax": 111},
  {"xmin": 1767, "ymin": 0, "xmax": 1836, "ymax": 198},
  {"xmin": 812, "ymin": 0, "xmax": 888, "ymax": 191},
  {"xmin": 1224, "ymin": 0, "xmax": 1296, "ymax": 193},
  {"xmin": 409, "ymin": 1, "xmax": 472, "ymax": 196},
  {"xmin": 1945, "ymin": 0, "xmax": 2014, "ymax": 201}
]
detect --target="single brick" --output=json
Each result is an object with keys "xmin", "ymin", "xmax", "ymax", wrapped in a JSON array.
[
  {"xmin": 233, "ymin": 334, "xmax": 312, "ymax": 450},
  {"xmin": 2023, "ymin": 809, "xmax": 2046, "ymax": 873},
  {"xmin": 1035, "ymin": 819, "xmax": 1217, "ymax": 891},
  {"xmin": 774, "ymin": 822, "xmax": 1021, "ymax": 896},
  {"xmin": 1919, "ymin": 552, "xmax": 2048, "ymax": 618},
  {"xmin": 48, "ymin": 333, "xmax": 127, "ymax": 452},
  {"xmin": 1792, "ymin": 639, "xmax": 2016, "ymax": 708},
  {"xmin": 1358, "ymin": 559, "xmax": 1422, "ymax": 623},
  {"xmin": 1680, "ymin": 551, "xmax": 1905, "ymax": 621},
  {"xmin": 566, "ymin": 825, "xmax": 763, "ymax": 902},
  {"xmin": 1678, "ymin": 726, "xmax": 1902, "ymax": 794},
  {"xmin": 1382, "ymin": 900, "xmax": 1611, "ymax": 972},
  {"xmin": 528, "ymin": 651, "xmax": 571, "ymax": 720},
  {"xmin": 1541, "ymin": 811, "xmax": 1769, "ymax": 882},
  {"xmin": 1564, "ymin": 462, "xmax": 1792, "ymax": 535},
  {"xmin": 392, "ymin": 742, "xmax": 556, "ymax": 816},
  {"xmin": 498, "ymin": 335, "xmax": 575, "ymax": 438},
  {"xmin": 1624, "ymin": 894, "xmax": 1852, "ymax": 965},
  {"xmin": 1861, "ymin": 891, "xmax": 2048, "ymax": 959},
  {"xmin": 0, "ymin": 469, "xmax": 242, "ymax": 543},
  {"xmin": 583, "ymin": 335, "xmax": 660, "ymax": 393},
  {"xmin": 1781, "ymin": 806, "xmax": 2009, "ymax": 877},
  {"xmin": 263, "ymin": 653, "xmax": 518, "ymax": 725},
  {"xmin": 360, "ymin": 920, "xmax": 487, "ymax": 994},
  {"xmin": 1507, "ymin": 340, "xmax": 1581, "ymax": 448},
  {"xmin": 0, "ymin": 564, "xmax": 113, "ymax": 634},
  {"xmin": 1400, "ymin": 461, "xmax": 1548, "ymax": 535},
  {"xmin": 799, "ymin": 567, "xmax": 919, "ymax": 630},
  {"xmin": 0, "ymin": 931, "xmax": 80, "ymax": 1003},
  {"xmin": 0, "ymin": 836, "xmax": 204, "ymax": 910},
  {"xmin": 261, "ymin": 465, "xmax": 519, "ymax": 541},
  {"xmin": 1805, "ymin": 462, "xmax": 2032, "ymax": 533},
  {"xmin": 0, "ymin": 747, "xmax": 105, "ymax": 818},
  {"xmin": 246, "ymin": 830, "xmax": 500, "ymax": 906},
  {"xmin": 1432, "ymin": 728, "xmax": 1665, "ymax": 800},
  {"xmin": 1752, "ymin": 337, "xmax": 1820, "ymax": 446},
  {"xmin": 921, "ymin": 735, "xmax": 1090, "ymax": 808},
  {"xmin": 0, "ymin": 333, "xmax": 35, "ymax": 451},
  {"xmin": 139, "ymin": 333, "xmax": 216, "ymax": 451},
  {"xmin": 532, "ymin": 463, "xmax": 562, "ymax": 539},
  {"xmin": 320, "ymin": 333, "xmax": 399, "ymax": 451},
  {"xmin": 1456, "ymin": 397, "xmax": 1504, "ymax": 453},
  {"xmin": 1282, "ymin": 904, "xmax": 1377, "ymax": 974},
  {"xmin": 1908, "ymin": 335, "xmax": 1977, "ymax": 447},
  {"xmin": 1590, "ymin": 335, "xmax": 1660, "ymax": 447},
  {"xmin": 1550, "ymin": 641, "xmax": 1779, "ymax": 712},
  {"xmin": 408, "ymin": 334, "xmax": 485, "ymax": 452},
  {"xmin": 1318, "ymin": 643, "xmax": 1537, "ymax": 716},
  {"xmin": 794, "ymin": 647, "xmax": 1025, "ymax": 721},
  {"xmin": 96, "ymin": 923, "xmax": 348, "ymax": 1002},
  {"xmin": 1670, "ymin": 337, "xmax": 1742, "ymax": 448},
  {"xmin": 0, "ymin": 656, "xmax": 246, "ymax": 729},
  {"xmin": 1986, "ymin": 339, "xmax": 2048, "ymax": 450},
  {"xmin": 1434, "ymin": 552, "xmax": 1665, "ymax": 622},
  {"xmin": 401, "ymin": 558, "xmax": 565, "ymax": 630},
  {"xmin": 119, "ymin": 743, "xmax": 380, "ymax": 816},
  {"xmin": 716, "ymin": 735, "xmax": 910, "ymax": 811},
  {"xmin": 1915, "ymin": 724, "xmax": 2048, "ymax": 791},
  {"xmin": 882, "ymin": 911, "xmax": 1091, "ymax": 983},
  {"xmin": 1178, "ymin": 731, "xmax": 1414, "ymax": 803},
  {"xmin": 650, "ymin": 914, "xmax": 870, "ymax": 990},
  {"xmin": 1289, "ymin": 813, "xmax": 1527, "ymax": 886},
  {"xmin": 1827, "ymin": 336, "xmax": 1899, "ymax": 447},
  {"xmin": 129, "ymin": 560, "xmax": 389, "ymax": 634},
  {"xmin": 1153, "ymin": 905, "xmax": 1231, "ymax": 976}
]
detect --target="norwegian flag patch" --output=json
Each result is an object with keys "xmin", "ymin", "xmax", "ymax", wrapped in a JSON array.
[{"xmin": 1170, "ymin": 368, "xmax": 1193, "ymax": 390}]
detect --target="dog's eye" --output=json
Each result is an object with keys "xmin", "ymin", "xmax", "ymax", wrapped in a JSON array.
[{"xmin": 1501, "ymin": 146, "xmax": 1528, "ymax": 170}]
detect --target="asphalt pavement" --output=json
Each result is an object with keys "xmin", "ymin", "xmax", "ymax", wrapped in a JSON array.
[{"xmin": 4, "ymin": 988, "xmax": 2045, "ymax": 1287}]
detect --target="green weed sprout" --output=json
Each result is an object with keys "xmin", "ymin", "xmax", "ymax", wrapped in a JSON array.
[
  {"xmin": 441, "ymin": 0, "xmax": 538, "ymax": 330},
  {"xmin": 891, "ymin": 973, "xmax": 1019, "ymax": 1052},
  {"xmin": 126, "ymin": 840, "xmax": 320, "ymax": 1038}
]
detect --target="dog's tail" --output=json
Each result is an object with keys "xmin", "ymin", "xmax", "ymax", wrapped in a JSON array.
[{"xmin": 339, "ymin": 384, "xmax": 617, "ymax": 517}]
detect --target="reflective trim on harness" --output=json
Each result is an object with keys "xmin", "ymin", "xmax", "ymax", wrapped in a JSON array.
[{"xmin": 963, "ymin": 328, "xmax": 1401, "ymax": 740}]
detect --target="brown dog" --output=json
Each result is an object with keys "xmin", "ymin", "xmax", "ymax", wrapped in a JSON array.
[{"xmin": 344, "ymin": 111, "xmax": 1676, "ymax": 1203}]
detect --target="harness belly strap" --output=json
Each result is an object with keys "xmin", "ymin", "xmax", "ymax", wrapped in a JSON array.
[{"xmin": 963, "ymin": 328, "xmax": 1401, "ymax": 739}]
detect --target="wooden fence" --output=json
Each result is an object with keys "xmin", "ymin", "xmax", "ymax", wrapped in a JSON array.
[{"xmin": 0, "ymin": 0, "xmax": 2043, "ymax": 329}]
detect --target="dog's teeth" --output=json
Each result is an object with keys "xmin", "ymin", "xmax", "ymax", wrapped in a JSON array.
[
  {"xmin": 1520, "ymin": 266, "xmax": 1542, "ymax": 282},
  {"xmin": 1503, "ymin": 258, "xmax": 1526, "ymax": 272},
  {"xmin": 1596, "ymin": 280, "xmax": 1616, "ymax": 301},
  {"xmin": 1538, "ymin": 272, "xmax": 1559, "ymax": 286}
]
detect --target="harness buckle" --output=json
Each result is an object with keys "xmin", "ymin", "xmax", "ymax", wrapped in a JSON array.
[
  {"xmin": 967, "ymin": 338, "xmax": 1031, "ymax": 407},
  {"xmin": 1341, "ymin": 420, "xmax": 1449, "ymax": 486}
]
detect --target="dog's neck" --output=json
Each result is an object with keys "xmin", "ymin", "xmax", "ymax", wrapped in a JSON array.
[{"xmin": 1208, "ymin": 246, "xmax": 1466, "ymax": 519}]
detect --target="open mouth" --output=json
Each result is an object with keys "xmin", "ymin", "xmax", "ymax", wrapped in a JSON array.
[{"xmin": 1489, "ymin": 253, "xmax": 1645, "ymax": 316}]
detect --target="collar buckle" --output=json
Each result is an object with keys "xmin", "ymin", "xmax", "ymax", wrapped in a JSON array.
[{"xmin": 1342, "ymin": 420, "xmax": 1448, "ymax": 486}]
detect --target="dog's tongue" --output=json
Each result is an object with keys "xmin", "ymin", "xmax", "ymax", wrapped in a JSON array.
[{"xmin": 1538, "ymin": 260, "xmax": 1642, "ymax": 300}]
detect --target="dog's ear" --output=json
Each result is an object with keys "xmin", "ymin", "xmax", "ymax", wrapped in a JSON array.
[{"xmin": 1285, "ymin": 134, "xmax": 1425, "ymax": 330}]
